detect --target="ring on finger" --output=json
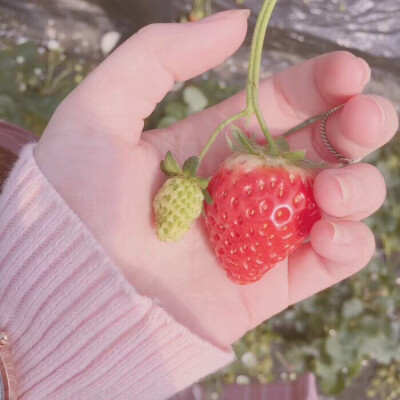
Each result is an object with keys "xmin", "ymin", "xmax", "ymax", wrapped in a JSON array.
[{"xmin": 320, "ymin": 105, "xmax": 363, "ymax": 166}]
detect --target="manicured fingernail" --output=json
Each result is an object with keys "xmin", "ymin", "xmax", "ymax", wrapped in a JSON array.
[
  {"xmin": 199, "ymin": 9, "xmax": 251, "ymax": 23},
  {"xmin": 356, "ymin": 57, "xmax": 371, "ymax": 86},
  {"xmin": 327, "ymin": 222, "xmax": 352, "ymax": 245}
]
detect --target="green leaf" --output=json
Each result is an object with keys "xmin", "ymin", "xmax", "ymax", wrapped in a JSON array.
[
  {"xmin": 183, "ymin": 86, "xmax": 208, "ymax": 113},
  {"xmin": 161, "ymin": 151, "xmax": 182, "ymax": 176},
  {"xmin": 232, "ymin": 126, "xmax": 259, "ymax": 155},
  {"xmin": 160, "ymin": 160, "xmax": 170, "ymax": 176},
  {"xmin": 342, "ymin": 299, "xmax": 363, "ymax": 319},
  {"xmin": 347, "ymin": 360, "xmax": 363, "ymax": 379},
  {"xmin": 196, "ymin": 177, "xmax": 210, "ymax": 190},
  {"xmin": 321, "ymin": 373, "xmax": 346, "ymax": 395},
  {"xmin": 182, "ymin": 156, "xmax": 200, "ymax": 177},
  {"xmin": 0, "ymin": 51, "xmax": 16, "ymax": 71},
  {"xmin": 326, "ymin": 336, "xmax": 346, "ymax": 362},
  {"xmin": 226, "ymin": 133, "xmax": 241, "ymax": 152},
  {"xmin": 203, "ymin": 189, "xmax": 214, "ymax": 205},
  {"xmin": 360, "ymin": 315, "xmax": 380, "ymax": 337},
  {"xmin": 164, "ymin": 101, "xmax": 187, "ymax": 120},
  {"xmin": 374, "ymin": 297, "xmax": 396, "ymax": 314},
  {"xmin": 282, "ymin": 150, "xmax": 306, "ymax": 161},
  {"xmin": 300, "ymin": 159, "xmax": 329, "ymax": 169},
  {"xmin": 16, "ymin": 42, "xmax": 38, "ymax": 64},
  {"xmin": 0, "ymin": 94, "xmax": 14, "ymax": 112},
  {"xmin": 226, "ymin": 134, "xmax": 235, "ymax": 151},
  {"xmin": 157, "ymin": 115, "xmax": 177, "ymax": 129},
  {"xmin": 275, "ymin": 137, "xmax": 290, "ymax": 152}
]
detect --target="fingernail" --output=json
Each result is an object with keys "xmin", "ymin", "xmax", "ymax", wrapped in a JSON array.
[
  {"xmin": 198, "ymin": 9, "xmax": 251, "ymax": 23},
  {"xmin": 327, "ymin": 222, "xmax": 353, "ymax": 245},
  {"xmin": 356, "ymin": 57, "xmax": 371, "ymax": 86},
  {"xmin": 368, "ymin": 95, "xmax": 386, "ymax": 127},
  {"xmin": 329, "ymin": 172, "xmax": 353, "ymax": 203}
]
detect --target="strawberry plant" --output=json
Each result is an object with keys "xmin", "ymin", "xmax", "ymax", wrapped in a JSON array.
[{"xmin": 153, "ymin": 0, "xmax": 323, "ymax": 284}]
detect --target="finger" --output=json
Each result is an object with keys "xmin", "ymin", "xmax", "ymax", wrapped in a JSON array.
[
  {"xmin": 313, "ymin": 163, "xmax": 386, "ymax": 221},
  {"xmin": 47, "ymin": 10, "xmax": 250, "ymax": 142},
  {"xmin": 228, "ymin": 50, "xmax": 370, "ymax": 133},
  {"xmin": 287, "ymin": 94, "xmax": 399, "ymax": 163},
  {"xmin": 261, "ymin": 50, "xmax": 370, "ymax": 131},
  {"xmin": 288, "ymin": 220, "xmax": 375, "ymax": 304},
  {"xmin": 144, "ymin": 51, "xmax": 370, "ymax": 172}
]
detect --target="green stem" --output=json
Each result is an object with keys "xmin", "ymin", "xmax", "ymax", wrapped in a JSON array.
[
  {"xmin": 247, "ymin": 0, "xmax": 278, "ymax": 155},
  {"xmin": 198, "ymin": 0, "xmax": 279, "ymax": 165},
  {"xmin": 198, "ymin": 110, "xmax": 248, "ymax": 162},
  {"xmin": 282, "ymin": 104, "xmax": 345, "ymax": 137},
  {"xmin": 282, "ymin": 112, "xmax": 326, "ymax": 137}
]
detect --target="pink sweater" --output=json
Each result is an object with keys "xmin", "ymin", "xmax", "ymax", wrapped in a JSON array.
[{"xmin": 0, "ymin": 145, "xmax": 234, "ymax": 399}]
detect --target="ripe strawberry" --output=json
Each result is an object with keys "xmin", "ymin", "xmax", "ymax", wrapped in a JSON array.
[
  {"xmin": 204, "ymin": 129, "xmax": 321, "ymax": 284},
  {"xmin": 153, "ymin": 152, "xmax": 210, "ymax": 242}
]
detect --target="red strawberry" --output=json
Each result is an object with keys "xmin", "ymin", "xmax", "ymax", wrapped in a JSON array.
[{"xmin": 204, "ymin": 132, "xmax": 321, "ymax": 285}]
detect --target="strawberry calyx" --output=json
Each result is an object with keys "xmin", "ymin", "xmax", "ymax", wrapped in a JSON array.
[
  {"xmin": 228, "ymin": 126, "xmax": 327, "ymax": 171},
  {"xmin": 160, "ymin": 151, "xmax": 213, "ymax": 205}
]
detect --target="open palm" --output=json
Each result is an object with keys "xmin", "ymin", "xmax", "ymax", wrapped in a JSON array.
[{"xmin": 34, "ymin": 11, "xmax": 398, "ymax": 349}]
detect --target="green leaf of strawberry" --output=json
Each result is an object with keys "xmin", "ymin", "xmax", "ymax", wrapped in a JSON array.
[
  {"xmin": 182, "ymin": 156, "xmax": 200, "ymax": 177},
  {"xmin": 161, "ymin": 151, "xmax": 182, "ymax": 177},
  {"xmin": 231, "ymin": 126, "xmax": 260, "ymax": 155},
  {"xmin": 203, "ymin": 189, "xmax": 214, "ymax": 205}
]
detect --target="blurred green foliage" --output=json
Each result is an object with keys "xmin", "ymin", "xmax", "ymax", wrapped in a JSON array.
[
  {"xmin": 0, "ymin": 42, "xmax": 92, "ymax": 135},
  {"xmin": 146, "ymin": 78, "xmax": 238, "ymax": 130},
  {"xmin": 0, "ymin": 40, "xmax": 399, "ymax": 398}
]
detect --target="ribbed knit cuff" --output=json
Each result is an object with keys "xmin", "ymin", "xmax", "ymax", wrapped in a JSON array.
[{"xmin": 0, "ymin": 144, "xmax": 234, "ymax": 400}]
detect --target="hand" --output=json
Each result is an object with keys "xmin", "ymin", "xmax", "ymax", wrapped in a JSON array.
[{"xmin": 35, "ymin": 10, "xmax": 398, "ymax": 349}]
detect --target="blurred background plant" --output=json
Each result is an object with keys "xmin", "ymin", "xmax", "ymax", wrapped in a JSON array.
[
  {"xmin": 0, "ymin": 42, "xmax": 92, "ymax": 135},
  {"xmin": 0, "ymin": 0, "xmax": 399, "ymax": 398}
]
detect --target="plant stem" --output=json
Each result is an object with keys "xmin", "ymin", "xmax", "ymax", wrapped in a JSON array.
[
  {"xmin": 198, "ymin": 0, "xmax": 279, "ymax": 165},
  {"xmin": 282, "ymin": 113, "xmax": 326, "ymax": 137},
  {"xmin": 247, "ymin": 0, "xmax": 278, "ymax": 155},
  {"xmin": 198, "ymin": 110, "xmax": 248, "ymax": 162},
  {"xmin": 282, "ymin": 104, "xmax": 345, "ymax": 137}
]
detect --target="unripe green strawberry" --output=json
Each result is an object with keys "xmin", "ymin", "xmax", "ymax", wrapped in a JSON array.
[
  {"xmin": 154, "ymin": 177, "xmax": 204, "ymax": 241},
  {"xmin": 153, "ymin": 152, "xmax": 211, "ymax": 242}
]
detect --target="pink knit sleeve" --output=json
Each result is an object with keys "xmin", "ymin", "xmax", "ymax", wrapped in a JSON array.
[{"xmin": 0, "ymin": 144, "xmax": 234, "ymax": 400}]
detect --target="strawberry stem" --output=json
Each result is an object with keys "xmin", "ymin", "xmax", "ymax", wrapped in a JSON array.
[
  {"xmin": 282, "ymin": 105, "xmax": 344, "ymax": 137},
  {"xmin": 246, "ymin": 0, "xmax": 279, "ymax": 155},
  {"xmin": 197, "ymin": 0, "xmax": 279, "ymax": 165},
  {"xmin": 198, "ymin": 110, "xmax": 248, "ymax": 162}
]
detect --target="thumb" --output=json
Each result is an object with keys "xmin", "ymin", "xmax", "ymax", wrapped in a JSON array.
[{"xmin": 47, "ymin": 10, "xmax": 250, "ymax": 142}]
